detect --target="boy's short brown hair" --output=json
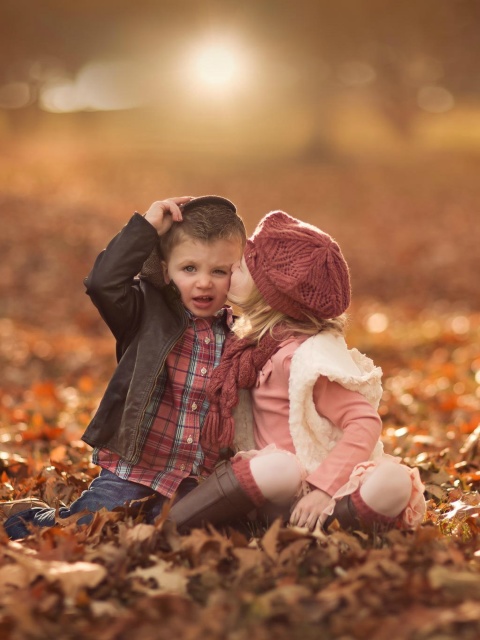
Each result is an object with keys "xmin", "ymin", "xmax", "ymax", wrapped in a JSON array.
[
  {"xmin": 141, "ymin": 196, "xmax": 246, "ymax": 289},
  {"xmin": 160, "ymin": 196, "xmax": 246, "ymax": 260}
]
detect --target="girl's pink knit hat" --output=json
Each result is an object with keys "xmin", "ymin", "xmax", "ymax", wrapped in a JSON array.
[{"xmin": 244, "ymin": 211, "xmax": 351, "ymax": 320}]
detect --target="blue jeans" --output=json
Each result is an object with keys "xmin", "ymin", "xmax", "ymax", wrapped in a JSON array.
[{"xmin": 4, "ymin": 469, "xmax": 198, "ymax": 540}]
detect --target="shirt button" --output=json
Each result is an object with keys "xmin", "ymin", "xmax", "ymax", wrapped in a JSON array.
[
  {"xmin": 180, "ymin": 464, "xmax": 186, "ymax": 471},
  {"xmin": 204, "ymin": 337, "xmax": 211, "ymax": 344},
  {"xmin": 192, "ymin": 402, "xmax": 198, "ymax": 411},
  {"xmin": 201, "ymin": 367, "xmax": 207, "ymax": 376},
  {"xmin": 186, "ymin": 436, "xmax": 193, "ymax": 444}
]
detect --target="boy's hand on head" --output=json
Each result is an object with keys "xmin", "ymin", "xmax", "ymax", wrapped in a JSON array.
[
  {"xmin": 143, "ymin": 197, "xmax": 194, "ymax": 235},
  {"xmin": 289, "ymin": 488, "xmax": 332, "ymax": 531}
]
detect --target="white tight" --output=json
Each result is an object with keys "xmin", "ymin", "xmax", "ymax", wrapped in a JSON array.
[
  {"xmin": 248, "ymin": 452, "xmax": 412, "ymax": 517},
  {"xmin": 249, "ymin": 451, "xmax": 303, "ymax": 506},
  {"xmin": 359, "ymin": 461, "xmax": 412, "ymax": 517}
]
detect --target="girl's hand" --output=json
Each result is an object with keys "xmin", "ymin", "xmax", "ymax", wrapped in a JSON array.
[
  {"xmin": 143, "ymin": 197, "xmax": 194, "ymax": 235},
  {"xmin": 289, "ymin": 488, "xmax": 332, "ymax": 531}
]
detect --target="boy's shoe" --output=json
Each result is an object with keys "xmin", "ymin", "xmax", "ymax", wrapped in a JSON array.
[{"xmin": 0, "ymin": 498, "xmax": 49, "ymax": 521}]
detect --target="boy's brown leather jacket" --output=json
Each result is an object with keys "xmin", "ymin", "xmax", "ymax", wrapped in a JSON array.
[{"xmin": 81, "ymin": 213, "xmax": 188, "ymax": 464}]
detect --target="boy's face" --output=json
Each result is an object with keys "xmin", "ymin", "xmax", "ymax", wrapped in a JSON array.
[{"xmin": 162, "ymin": 237, "xmax": 243, "ymax": 317}]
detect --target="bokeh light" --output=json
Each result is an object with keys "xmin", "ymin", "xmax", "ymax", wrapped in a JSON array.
[
  {"xmin": 187, "ymin": 40, "xmax": 250, "ymax": 94},
  {"xmin": 39, "ymin": 60, "xmax": 145, "ymax": 113},
  {"xmin": 417, "ymin": 85, "xmax": 455, "ymax": 114}
]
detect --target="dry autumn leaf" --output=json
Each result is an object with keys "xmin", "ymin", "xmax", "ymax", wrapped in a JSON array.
[{"xmin": 0, "ymin": 548, "xmax": 107, "ymax": 599}]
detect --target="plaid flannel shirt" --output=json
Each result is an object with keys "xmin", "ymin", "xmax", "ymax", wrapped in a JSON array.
[{"xmin": 93, "ymin": 308, "xmax": 230, "ymax": 498}]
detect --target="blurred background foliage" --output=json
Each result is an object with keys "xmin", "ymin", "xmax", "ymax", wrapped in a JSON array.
[
  {"xmin": 1, "ymin": 0, "xmax": 480, "ymax": 339},
  {"xmin": 3, "ymin": 0, "xmax": 480, "ymax": 156}
]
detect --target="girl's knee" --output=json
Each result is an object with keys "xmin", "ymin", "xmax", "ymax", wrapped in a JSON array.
[
  {"xmin": 250, "ymin": 451, "xmax": 302, "ymax": 505},
  {"xmin": 360, "ymin": 462, "xmax": 413, "ymax": 516},
  {"xmin": 375, "ymin": 462, "xmax": 412, "ymax": 495},
  {"xmin": 251, "ymin": 451, "xmax": 302, "ymax": 483}
]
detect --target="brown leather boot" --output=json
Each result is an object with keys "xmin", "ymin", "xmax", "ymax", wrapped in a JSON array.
[
  {"xmin": 323, "ymin": 490, "xmax": 398, "ymax": 533},
  {"xmin": 167, "ymin": 461, "xmax": 256, "ymax": 533},
  {"xmin": 323, "ymin": 494, "xmax": 361, "ymax": 531}
]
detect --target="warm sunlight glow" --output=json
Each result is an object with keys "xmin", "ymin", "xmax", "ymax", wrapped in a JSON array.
[{"xmin": 190, "ymin": 42, "xmax": 246, "ymax": 91}]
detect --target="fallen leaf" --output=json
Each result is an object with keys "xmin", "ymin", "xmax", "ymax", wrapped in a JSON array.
[
  {"xmin": 260, "ymin": 518, "xmax": 282, "ymax": 562},
  {"xmin": 428, "ymin": 565, "xmax": 480, "ymax": 599},
  {"xmin": 129, "ymin": 558, "xmax": 188, "ymax": 595},
  {"xmin": 1, "ymin": 550, "xmax": 107, "ymax": 599}
]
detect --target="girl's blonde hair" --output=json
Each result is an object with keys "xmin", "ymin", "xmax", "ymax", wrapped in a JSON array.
[{"xmin": 232, "ymin": 284, "xmax": 347, "ymax": 343}]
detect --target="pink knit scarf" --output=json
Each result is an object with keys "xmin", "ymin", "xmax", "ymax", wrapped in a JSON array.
[{"xmin": 201, "ymin": 330, "xmax": 285, "ymax": 448}]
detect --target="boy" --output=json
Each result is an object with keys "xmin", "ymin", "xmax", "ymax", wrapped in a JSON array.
[{"xmin": 2, "ymin": 196, "xmax": 246, "ymax": 539}]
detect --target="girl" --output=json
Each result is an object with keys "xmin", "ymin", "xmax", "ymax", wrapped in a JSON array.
[{"xmin": 168, "ymin": 211, "xmax": 426, "ymax": 533}]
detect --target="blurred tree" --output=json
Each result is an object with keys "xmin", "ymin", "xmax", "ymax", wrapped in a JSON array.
[
  {"xmin": 243, "ymin": 0, "xmax": 480, "ymax": 144},
  {"xmin": 2, "ymin": 0, "xmax": 480, "ymax": 152}
]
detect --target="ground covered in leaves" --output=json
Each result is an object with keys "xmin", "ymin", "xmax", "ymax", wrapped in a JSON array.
[{"xmin": 0, "ymin": 142, "xmax": 479, "ymax": 638}]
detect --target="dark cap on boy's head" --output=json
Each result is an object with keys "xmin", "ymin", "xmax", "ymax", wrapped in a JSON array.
[{"xmin": 181, "ymin": 195, "xmax": 237, "ymax": 213}]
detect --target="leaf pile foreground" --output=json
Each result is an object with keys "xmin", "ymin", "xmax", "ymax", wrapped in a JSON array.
[
  {"xmin": 0, "ymin": 516, "xmax": 479, "ymax": 640},
  {"xmin": 0, "ymin": 309, "xmax": 479, "ymax": 639}
]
